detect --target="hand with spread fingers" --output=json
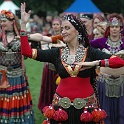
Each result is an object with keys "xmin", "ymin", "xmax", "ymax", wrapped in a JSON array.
[{"xmin": 21, "ymin": 2, "xmax": 31, "ymax": 25}]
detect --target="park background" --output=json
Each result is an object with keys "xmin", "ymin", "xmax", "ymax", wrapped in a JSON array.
[{"xmin": 24, "ymin": 58, "xmax": 45, "ymax": 124}]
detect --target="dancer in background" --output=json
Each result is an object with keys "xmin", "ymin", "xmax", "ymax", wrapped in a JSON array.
[
  {"xmin": 91, "ymin": 13, "xmax": 124, "ymax": 124},
  {"xmin": 0, "ymin": 10, "xmax": 34, "ymax": 123}
]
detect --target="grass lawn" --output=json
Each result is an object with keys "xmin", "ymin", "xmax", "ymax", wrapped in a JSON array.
[{"xmin": 24, "ymin": 58, "xmax": 46, "ymax": 124}]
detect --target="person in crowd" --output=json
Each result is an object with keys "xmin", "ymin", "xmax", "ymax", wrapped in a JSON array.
[
  {"xmin": 93, "ymin": 21, "xmax": 108, "ymax": 39},
  {"xmin": 0, "ymin": 10, "xmax": 34, "ymax": 123},
  {"xmin": 90, "ymin": 13, "xmax": 124, "ymax": 124},
  {"xmin": 80, "ymin": 14, "xmax": 94, "ymax": 40},
  {"xmin": 31, "ymin": 14, "xmax": 43, "ymax": 33},
  {"xmin": 20, "ymin": 3, "xmax": 124, "ymax": 124},
  {"xmin": 92, "ymin": 14, "xmax": 106, "ymax": 29},
  {"xmin": 38, "ymin": 18, "xmax": 62, "ymax": 112}
]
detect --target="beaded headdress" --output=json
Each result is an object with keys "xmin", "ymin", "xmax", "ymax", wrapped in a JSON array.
[
  {"xmin": 108, "ymin": 17, "xmax": 123, "ymax": 26},
  {"xmin": 105, "ymin": 14, "xmax": 123, "ymax": 38}
]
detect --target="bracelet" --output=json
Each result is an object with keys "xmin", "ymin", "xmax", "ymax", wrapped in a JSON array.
[
  {"xmin": 32, "ymin": 49, "xmax": 37, "ymax": 59},
  {"xmin": 104, "ymin": 59, "xmax": 109, "ymax": 67},
  {"xmin": 27, "ymin": 33, "xmax": 30, "ymax": 39},
  {"xmin": 20, "ymin": 31, "xmax": 27, "ymax": 36}
]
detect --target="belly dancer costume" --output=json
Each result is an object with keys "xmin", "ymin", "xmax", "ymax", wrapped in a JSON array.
[
  {"xmin": 0, "ymin": 37, "xmax": 34, "ymax": 123},
  {"xmin": 91, "ymin": 37, "xmax": 124, "ymax": 124}
]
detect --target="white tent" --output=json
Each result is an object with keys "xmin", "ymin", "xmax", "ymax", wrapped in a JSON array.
[{"xmin": 0, "ymin": 0, "xmax": 19, "ymax": 14}]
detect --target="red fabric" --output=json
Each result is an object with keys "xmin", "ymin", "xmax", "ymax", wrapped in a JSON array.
[
  {"xmin": 56, "ymin": 77, "xmax": 94, "ymax": 101},
  {"xmin": 20, "ymin": 31, "xmax": 32, "ymax": 58},
  {"xmin": 101, "ymin": 56, "xmax": 124, "ymax": 68}
]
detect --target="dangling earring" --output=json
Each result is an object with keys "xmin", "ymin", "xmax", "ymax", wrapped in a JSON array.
[{"xmin": 78, "ymin": 34, "xmax": 82, "ymax": 41}]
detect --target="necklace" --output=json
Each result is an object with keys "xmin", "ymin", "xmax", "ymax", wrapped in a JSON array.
[
  {"xmin": 61, "ymin": 44, "xmax": 86, "ymax": 66},
  {"xmin": 106, "ymin": 37, "xmax": 123, "ymax": 55}
]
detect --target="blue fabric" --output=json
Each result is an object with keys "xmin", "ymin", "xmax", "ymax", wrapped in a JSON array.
[{"xmin": 65, "ymin": 0, "xmax": 101, "ymax": 13}]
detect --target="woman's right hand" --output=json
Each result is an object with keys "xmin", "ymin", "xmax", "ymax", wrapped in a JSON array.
[{"xmin": 21, "ymin": 2, "xmax": 31, "ymax": 25}]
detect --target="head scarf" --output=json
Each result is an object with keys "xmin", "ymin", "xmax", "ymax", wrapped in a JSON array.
[{"xmin": 62, "ymin": 14, "xmax": 90, "ymax": 47}]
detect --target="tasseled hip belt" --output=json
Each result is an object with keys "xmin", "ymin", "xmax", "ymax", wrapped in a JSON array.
[
  {"xmin": 98, "ymin": 73, "xmax": 124, "ymax": 97},
  {"xmin": 52, "ymin": 93, "xmax": 98, "ymax": 109}
]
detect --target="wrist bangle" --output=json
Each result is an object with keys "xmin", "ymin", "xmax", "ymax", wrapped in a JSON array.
[
  {"xmin": 32, "ymin": 49, "xmax": 37, "ymax": 59},
  {"xmin": 27, "ymin": 33, "xmax": 30, "ymax": 39},
  {"xmin": 20, "ymin": 31, "xmax": 27, "ymax": 36}
]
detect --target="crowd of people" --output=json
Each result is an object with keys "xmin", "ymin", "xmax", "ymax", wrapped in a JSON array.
[{"xmin": 0, "ymin": 2, "xmax": 124, "ymax": 124}]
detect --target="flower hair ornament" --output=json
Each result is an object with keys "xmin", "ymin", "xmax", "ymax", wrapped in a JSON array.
[
  {"xmin": 0, "ymin": 10, "xmax": 19, "ymax": 46},
  {"xmin": 0, "ymin": 10, "xmax": 14, "ymax": 20}
]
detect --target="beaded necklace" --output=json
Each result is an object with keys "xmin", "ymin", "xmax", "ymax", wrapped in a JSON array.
[
  {"xmin": 61, "ymin": 44, "xmax": 86, "ymax": 67},
  {"xmin": 106, "ymin": 37, "xmax": 123, "ymax": 55}
]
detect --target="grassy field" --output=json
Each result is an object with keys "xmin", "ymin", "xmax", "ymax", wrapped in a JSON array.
[{"xmin": 24, "ymin": 58, "xmax": 45, "ymax": 124}]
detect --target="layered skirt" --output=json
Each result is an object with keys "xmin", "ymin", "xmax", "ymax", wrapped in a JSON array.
[{"xmin": 0, "ymin": 67, "xmax": 34, "ymax": 124}]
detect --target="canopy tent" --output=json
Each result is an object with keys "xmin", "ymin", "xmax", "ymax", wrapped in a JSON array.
[
  {"xmin": 0, "ymin": 0, "xmax": 19, "ymax": 14},
  {"xmin": 65, "ymin": 0, "xmax": 101, "ymax": 13}
]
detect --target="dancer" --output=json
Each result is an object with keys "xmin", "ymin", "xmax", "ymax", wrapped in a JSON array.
[
  {"xmin": 91, "ymin": 13, "xmax": 124, "ymax": 124},
  {"xmin": 20, "ymin": 3, "xmax": 124, "ymax": 124},
  {"xmin": 0, "ymin": 10, "xmax": 34, "ymax": 123}
]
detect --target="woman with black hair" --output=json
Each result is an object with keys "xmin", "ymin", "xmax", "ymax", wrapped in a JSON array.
[{"xmin": 20, "ymin": 3, "xmax": 124, "ymax": 124}]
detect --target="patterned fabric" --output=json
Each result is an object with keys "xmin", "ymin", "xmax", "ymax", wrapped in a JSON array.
[{"xmin": 0, "ymin": 39, "xmax": 34, "ymax": 123}]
